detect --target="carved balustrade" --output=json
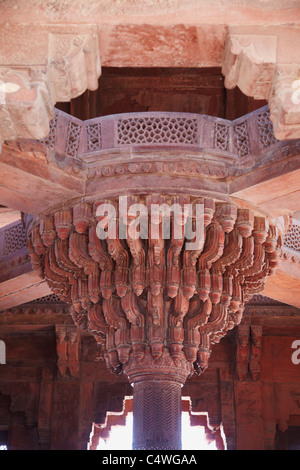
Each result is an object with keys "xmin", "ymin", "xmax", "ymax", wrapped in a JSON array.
[{"xmin": 40, "ymin": 106, "xmax": 284, "ymax": 166}]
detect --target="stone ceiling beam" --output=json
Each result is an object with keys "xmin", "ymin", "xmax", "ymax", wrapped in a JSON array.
[
  {"xmin": 0, "ymin": 270, "xmax": 52, "ymax": 311},
  {"xmin": 263, "ymin": 248, "xmax": 300, "ymax": 308},
  {"xmin": 229, "ymin": 151, "xmax": 300, "ymax": 218},
  {"xmin": 0, "ymin": 206, "xmax": 21, "ymax": 228},
  {"xmin": 0, "ymin": 138, "xmax": 86, "ymax": 215},
  {"xmin": 2, "ymin": 1, "xmax": 299, "ymax": 26}
]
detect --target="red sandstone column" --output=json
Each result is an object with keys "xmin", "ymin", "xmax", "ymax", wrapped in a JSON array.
[
  {"xmin": 124, "ymin": 347, "xmax": 193, "ymax": 450},
  {"xmin": 24, "ymin": 195, "xmax": 282, "ymax": 451},
  {"xmin": 132, "ymin": 380, "xmax": 182, "ymax": 450}
]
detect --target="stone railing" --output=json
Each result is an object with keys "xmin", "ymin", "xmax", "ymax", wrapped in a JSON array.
[{"xmin": 40, "ymin": 105, "xmax": 283, "ymax": 163}]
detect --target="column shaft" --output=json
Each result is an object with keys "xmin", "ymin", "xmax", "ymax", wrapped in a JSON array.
[{"xmin": 132, "ymin": 380, "xmax": 182, "ymax": 450}]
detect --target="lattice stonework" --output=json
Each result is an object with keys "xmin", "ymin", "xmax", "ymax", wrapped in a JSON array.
[
  {"xmin": 86, "ymin": 122, "xmax": 102, "ymax": 152},
  {"xmin": 40, "ymin": 114, "xmax": 58, "ymax": 150},
  {"xmin": 257, "ymin": 111, "xmax": 277, "ymax": 148},
  {"xmin": 214, "ymin": 123, "xmax": 229, "ymax": 151},
  {"xmin": 4, "ymin": 222, "xmax": 27, "ymax": 255},
  {"xmin": 65, "ymin": 121, "xmax": 81, "ymax": 157},
  {"xmin": 234, "ymin": 121, "xmax": 250, "ymax": 157},
  {"xmin": 284, "ymin": 224, "xmax": 300, "ymax": 251},
  {"xmin": 31, "ymin": 294, "xmax": 64, "ymax": 303},
  {"xmin": 117, "ymin": 116, "xmax": 198, "ymax": 146}
]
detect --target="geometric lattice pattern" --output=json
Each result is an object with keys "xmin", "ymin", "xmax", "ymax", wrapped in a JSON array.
[
  {"xmin": 31, "ymin": 294, "xmax": 65, "ymax": 303},
  {"xmin": 234, "ymin": 121, "xmax": 250, "ymax": 157},
  {"xmin": 37, "ymin": 105, "xmax": 290, "ymax": 166},
  {"xmin": 4, "ymin": 222, "xmax": 27, "ymax": 255},
  {"xmin": 65, "ymin": 121, "xmax": 82, "ymax": 157},
  {"xmin": 117, "ymin": 116, "xmax": 198, "ymax": 146},
  {"xmin": 214, "ymin": 122, "xmax": 229, "ymax": 151},
  {"xmin": 284, "ymin": 224, "xmax": 300, "ymax": 251},
  {"xmin": 86, "ymin": 122, "xmax": 102, "ymax": 152},
  {"xmin": 39, "ymin": 114, "xmax": 58, "ymax": 150},
  {"xmin": 257, "ymin": 111, "xmax": 277, "ymax": 148}
]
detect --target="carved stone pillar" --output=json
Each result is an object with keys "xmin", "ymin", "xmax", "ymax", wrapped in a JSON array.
[
  {"xmin": 124, "ymin": 347, "xmax": 193, "ymax": 450},
  {"xmin": 23, "ymin": 110, "xmax": 284, "ymax": 450},
  {"xmin": 132, "ymin": 381, "xmax": 182, "ymax": 450}
]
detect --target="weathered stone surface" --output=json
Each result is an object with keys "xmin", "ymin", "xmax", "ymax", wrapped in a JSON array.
[
  {"xmin": 0, "ymin": 3, "xmax": 299, "ymax": 141},
  {"xmin": 222, "ymin": 28, "xmax": 300, "ymax": 140}
]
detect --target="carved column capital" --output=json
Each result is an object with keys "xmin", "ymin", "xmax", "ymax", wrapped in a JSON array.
[
  {"xmin": 123, "ymin": 347, "xmax": 193, "ymax": 387},
  {"xmin": 24, "ymin": 148, "xmax": 282, "ymax": 449},
  {"xmin": 26, "ymin": 196, "xmax": 281, "ymax": 379}
]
